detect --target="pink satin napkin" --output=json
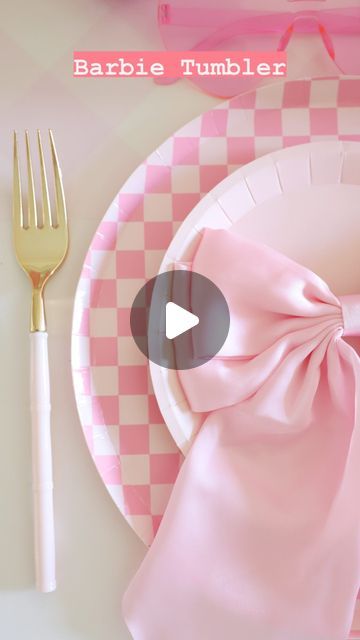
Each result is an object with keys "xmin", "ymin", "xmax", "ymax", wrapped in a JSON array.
[{"xmin": 123, "ymin": 228, "xmax": 360, "ymax": 640}]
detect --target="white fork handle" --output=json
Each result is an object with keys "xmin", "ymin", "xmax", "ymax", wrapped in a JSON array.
[{"xmin": 30, "ymin": 332, "xmax": 56, "ymax": 593}]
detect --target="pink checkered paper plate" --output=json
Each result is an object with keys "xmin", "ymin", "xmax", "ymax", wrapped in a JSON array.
[
  {"xmin": 71, "ymin": 76, "xmax": 360, "ymax": 637},
  {"xmin": 71, "ymin": 76, "xmax": 360, "ymax": 545}
]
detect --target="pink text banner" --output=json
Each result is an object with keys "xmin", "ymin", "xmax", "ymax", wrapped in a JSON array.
[{"xmin": 73, "ymin": 51, "xmax": 287, "ymax": 78}]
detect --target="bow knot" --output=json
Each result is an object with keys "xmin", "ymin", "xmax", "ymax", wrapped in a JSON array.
[{"xmin": 340, "ymin": 294, "xmax": 360, "ymax": 336}]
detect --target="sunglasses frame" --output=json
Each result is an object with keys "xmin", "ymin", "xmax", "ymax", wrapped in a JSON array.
[{"xmin": 158, "ymin": 4, "xmax": 360, "ymax": 80}]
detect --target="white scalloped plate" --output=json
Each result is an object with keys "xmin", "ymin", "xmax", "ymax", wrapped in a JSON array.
[{"xmin": 150, "ymin": 140, "xmax": 360, "ymax": 455}]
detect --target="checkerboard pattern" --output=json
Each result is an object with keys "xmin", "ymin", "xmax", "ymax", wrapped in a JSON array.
[
  {"xmin": 72, "ymin": 77, "xmax": 360, "ymax": 549},
  {"xmin": 72, "ymin": 76, "xmax": 360, "ymax": 635}
]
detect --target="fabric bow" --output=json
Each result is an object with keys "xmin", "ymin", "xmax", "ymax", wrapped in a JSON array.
[{"xmin": 123, "ymin": 228, "xmax": 360, "ymax": 640}]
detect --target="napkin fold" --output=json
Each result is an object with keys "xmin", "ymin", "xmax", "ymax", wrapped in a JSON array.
[{"xmin": 123, "ymin": 228, "xmax": 360, "ymax": 640}]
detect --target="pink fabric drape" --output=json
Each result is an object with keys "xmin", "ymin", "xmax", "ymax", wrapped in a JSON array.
[{"xmin": 123, "ymin": 228, "xmax": 360, "ymax": 640}]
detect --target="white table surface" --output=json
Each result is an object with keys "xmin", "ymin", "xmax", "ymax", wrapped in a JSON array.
[{"xmin": 0, "ymin": 1, "xmax": 348, "ymax": 638}]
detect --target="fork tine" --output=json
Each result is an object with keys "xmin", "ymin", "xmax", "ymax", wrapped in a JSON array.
[
  {"xmin": 49, "ymin": 130, "xmax": 67, "ymax": 230},
  {"xmin": 37, "ymin": 130, "xmax": 51, "ymax": 228},
  {"xmin": 13, "ymin": 131, "xmax": 24, "ymax": 229},
  {"xmin": 25, "ymin": 131, "xmax": 38, "ymax": 228}
]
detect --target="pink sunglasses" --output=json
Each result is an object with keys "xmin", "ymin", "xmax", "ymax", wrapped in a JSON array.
[{"xmin": 157, "ymin": 1, "xmax": 360, "ymax": 97}]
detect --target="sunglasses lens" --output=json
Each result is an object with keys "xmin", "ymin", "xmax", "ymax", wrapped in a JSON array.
[
  {"xmin": 158, "ymin": 2, "xmax": 360, "ymax": 98},
  {"xmin": 328, "ymin": 6, "xmax": 360, "ymax": 75},
  {"xmin": 158, "ymin": 0, "xmax": 281, "ymax": 98}
]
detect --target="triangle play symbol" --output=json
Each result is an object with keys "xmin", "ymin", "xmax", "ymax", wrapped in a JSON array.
[{"xmin": 165, "ymin": 302, "xmax": 199, "ymax": 340}]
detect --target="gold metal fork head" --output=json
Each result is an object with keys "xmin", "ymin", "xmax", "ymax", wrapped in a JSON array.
[{"xmin": 13, "ymin": 130, "xmax": 69, "ymax": 332}]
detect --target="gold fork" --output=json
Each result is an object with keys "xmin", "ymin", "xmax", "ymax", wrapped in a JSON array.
[{"xmin": 13, "ymin": 131, "xmax": 69, "ymax": 593}]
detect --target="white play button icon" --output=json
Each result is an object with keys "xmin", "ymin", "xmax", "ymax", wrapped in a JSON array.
[{"xmin": 165, "ymin": 302, "xmax": 199, "ymax": 340}]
